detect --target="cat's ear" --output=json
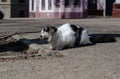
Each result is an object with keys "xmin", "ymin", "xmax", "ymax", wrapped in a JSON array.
[
  {"xmin": 49, "ymin": 27, "xmax": 57, "ymax": 33},
  {"xmin": 43, "ymin": 26, "xmax": 50, "ymax": 32}
]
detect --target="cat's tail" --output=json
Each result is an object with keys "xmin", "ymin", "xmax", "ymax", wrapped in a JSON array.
[{"xmin": 89, "ymin": 34, "xmax": 116, "ymax": 43}]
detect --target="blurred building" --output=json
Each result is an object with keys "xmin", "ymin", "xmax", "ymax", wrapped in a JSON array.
[
  {"xmin": 0, "ymin": 0, "xmax": 29, "ymax": 19},
  {"xmin": 29, "ymin": 0, "xmax": 88, "ymax": 19},
  {"xmin": 112, "ymin": 0, "xmax": 120, "ymax": 17},
  {"xmin": 0, "ymin": 0, "xmax": 116, "ymax": 19},
  {"xmin": 29, "ymin": 0, "xmax": 115, "ymax": 19}
]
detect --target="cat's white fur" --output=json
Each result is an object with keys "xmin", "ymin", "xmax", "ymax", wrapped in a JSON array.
[{"xmin": 40, "ymin": 23, "xmax": 92, "ymax": 50}]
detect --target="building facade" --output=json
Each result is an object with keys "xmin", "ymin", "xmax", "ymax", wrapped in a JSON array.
[
  {"xmin": 0, "ymin": 0, "xmax": 11, "ymax": 18},
  {"xmin": 87, "ymin": 0, "xmax": 106, "ymax": 17},
  {"xmin": 29, "ymin": 0, "xmax": 114, "ymax": 19},
  {"xmin": 29, "ymin": 0, "xmax": 88, "ymax": 19},
  {"xmin": 112, "ymin": 0, "xmax": 120, "ymax": 17},
  {"xmin": 0, "ymin": 0, "xmax": 116, "ymax": 19},
  {"xmin": 0, "ymin": 0, "xmax": 29, "ymax": 18}
]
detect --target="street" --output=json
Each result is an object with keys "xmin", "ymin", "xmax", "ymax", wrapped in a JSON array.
[{"xmin": 0, "ymin": 18, "xmax": 120, "ymax": 79}]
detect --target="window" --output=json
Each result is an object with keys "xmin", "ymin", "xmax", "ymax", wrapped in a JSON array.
[
  {"xmin": 89, "ymin": 0, "xmax": 97, "ymax": 4},
  {"xmin": 19, "ymin": 0, "xmax": 25, "ymax": 3},
  {"xmin": 74, "ymin": 0, "xmax": 80, "ymax": 7},
  {"xmin": 31, "ymin": 0, "xmax": 34, "ymax": 11},
  {"xmin": 48, "ymin": 0, "xmax": 52, "ymax": 10},
  {"xmin": 65, "ymin": 0, "xmax": 70, "ymax": 7},
  {"xmin": 1, "ymin": 0, "xmax": 6, "ymax": 2},
  {"xmin": 55, "ymin": 0, "xmax": 60, "ymax": 7},
  {"xmin": 88, "ymin": 0, "xmax": 97, "ymax": 10},
  {"xmin": 41, "ymin": 0, "xmax": 45, "ymax": 10}
]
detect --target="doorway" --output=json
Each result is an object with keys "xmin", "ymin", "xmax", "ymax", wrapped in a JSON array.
[
  {"xmin": 87, "ymin": 0, "xmax": 103, "ymax": 16},
  {"xmin": 19, "ymin": 10, "xmax": 25, "ymax": 17},
  {"xmin": 88, "ymin": 0, "xmax": 97, "ymax": 10},
  {"xmin": 106, "ymin": 0, "xmax": 115, "ymax": 16}
]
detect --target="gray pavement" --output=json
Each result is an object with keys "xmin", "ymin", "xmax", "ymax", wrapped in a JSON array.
[
  {"xmin": 0, "ymin": 18, "xmax": 120, "ymax": 36},
  {"xmin": 0, "ymin": 18, "xmax": 120, "ymax": 79}
]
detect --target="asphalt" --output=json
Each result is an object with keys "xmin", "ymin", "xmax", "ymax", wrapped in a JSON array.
[{"xmin": 0, "ymin": 18, "xmax": 120, "ymax": 79}]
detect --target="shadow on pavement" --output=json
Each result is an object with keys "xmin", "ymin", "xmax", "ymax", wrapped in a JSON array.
[
  {"xmin": 28, "ymin": 38, "xmax": 48, "ymax": 45},
  {"xmin": 89, "ymin": 33, "xmax": 120, "ymax": 38},
  {"xmin": 0, "ymin": 40, "xmax": 29, "ymax": 52},
  {"xmin": 0, "ymin": 34, "xmax": 119, "ymax": 52},
  {"xmin": 0, "ymin": 38, "xmax": 48, "ymax": 53}
]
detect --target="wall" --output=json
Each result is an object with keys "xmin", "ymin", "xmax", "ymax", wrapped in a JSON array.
[
  {"xmin": 115, "ymin": 0, "xmax": 120, "ymax": 3},
  {"xmin": 0, "ymin": 0, "xmax": 29, "ymax": 18},
  {"xmin": 11, "ymin": 0, "xmax": 29, "ymax": 18},
  {"xmin": 0, "ymin": 0, "xmax": 11, "ymax": 18},
  {"xmin": 97, "ymin": 0, "xmax": 105, "ymax": 10}
]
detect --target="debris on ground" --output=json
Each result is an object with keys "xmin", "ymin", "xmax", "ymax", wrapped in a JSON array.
[{"xmin": 0, "ymin": 36, "xmax": 64, "ymax": 62}]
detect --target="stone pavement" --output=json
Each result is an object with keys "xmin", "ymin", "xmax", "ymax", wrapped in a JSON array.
[
  {"xmin": 6, "ymin": 18, "xmax": 119, "ymax": 53},
  {"xmin": 0, "ymin": 18, "xmax": 120, "ymax": 37},
  {"xmin": 0, "ymin": 18, "xmax": 120, "ymax": 79}
]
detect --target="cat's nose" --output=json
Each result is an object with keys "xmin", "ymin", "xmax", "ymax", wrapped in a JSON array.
[{"xmin": 40, "ymin": 35, "xmax": 42, "ymax": 38}]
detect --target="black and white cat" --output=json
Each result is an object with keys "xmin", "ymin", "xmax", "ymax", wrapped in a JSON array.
[{"xmin": 40, "ymin": 23, "xmax": 116, "ymax": 50}]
